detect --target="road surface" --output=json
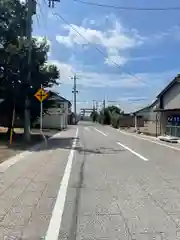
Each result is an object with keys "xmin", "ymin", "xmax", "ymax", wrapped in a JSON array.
[{"xmin": 0, "ymin": 122, "xmax": 180, "ymax": 239}]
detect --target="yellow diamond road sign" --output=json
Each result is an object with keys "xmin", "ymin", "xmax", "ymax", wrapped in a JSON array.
[{"xmin": 34, "ymin": 88, "xmax": 48, "ymax": 102}]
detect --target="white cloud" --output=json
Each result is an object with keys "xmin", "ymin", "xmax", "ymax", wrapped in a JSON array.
[
  {"xmin": 56, "ymin": 19, "xmax": 144, "ymax": 67},
  {"xmin": 116, "ymin": 96, "xmax": 150, "ymax": 112},
  {"xmin": 48, "ymin": 60, "xmax": 74, "ymax": 80},
  {"xmin": 130, "ymin": 55, "xmax": 162, "ymax": 62},
  {"xmin": 49, "ymin": 60, "xmax": 145, "ymax": 88},
  {"xmin": 118, "ymin": 96, "xmax": 149, "ymax": 102},
  {"xmin": 33, "ymin": 36, "xmax": 52, "ymax": 56},
  {"xmin": 48, "ymin": 60, "xmax": 178, "ymax": 113},
  {"xmin": 146, "ymin": 25, "xmax": 180, "ymax": 44},
  {"xmin": 48, "ymin": 60, "xmax": 177, "ymax": 90},
  {"xmin": 105, "ymin": 48, "xmax": 128, "ymax": 65}
]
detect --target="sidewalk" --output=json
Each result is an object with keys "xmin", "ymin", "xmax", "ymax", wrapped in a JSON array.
[
  {"xmin": 0, "ymin": 127, "xmax": 77, "ymax": 239},
  {"xmin": 0, "ymin": 128, "xmax": 59, "ymax": 165}
]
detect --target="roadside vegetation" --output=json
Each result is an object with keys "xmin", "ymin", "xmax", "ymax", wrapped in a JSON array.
[
  {"xmin": 0, "ymin": 0, "xmax": 60, "ymax": 137},
  {"xmin": 90, "ymin": 105, "xmax": 123, "ymax": 129}
]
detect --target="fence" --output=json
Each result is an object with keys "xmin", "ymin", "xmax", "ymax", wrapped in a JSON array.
[{"xmin": 165, "ymin": 125, "xmax": 180, "ymax": 137}]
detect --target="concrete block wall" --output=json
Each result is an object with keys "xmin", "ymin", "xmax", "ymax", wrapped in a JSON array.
[{"xmin": 140, "ymin": 121, "xmax": 157, "ymax": 136}]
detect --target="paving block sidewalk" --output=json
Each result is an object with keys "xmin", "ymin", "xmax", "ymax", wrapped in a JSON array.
[{"xmin": 0, "ymin": 127, "xmax": 77, "ymax": 239}]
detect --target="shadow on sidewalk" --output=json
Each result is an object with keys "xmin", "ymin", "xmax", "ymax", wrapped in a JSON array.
[
  {"xmin": 36, "ymin": 137, "xmax": 77, "ymax": 151},
  {"xmin": 0, "ymin": 128, "xmax": 124, "ymax": 164}
]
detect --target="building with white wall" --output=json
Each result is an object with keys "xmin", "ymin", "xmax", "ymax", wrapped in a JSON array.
[{"xmin": 36, "ymin": 93, "xmax": 71, "ymax": 130}]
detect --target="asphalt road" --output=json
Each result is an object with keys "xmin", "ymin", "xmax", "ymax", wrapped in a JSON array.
[
  {"xmin": 59, "ymin": 122, "xmax": 180, "ymax": 240},
  {"xmin": 1, "ymin": 121, "xmax": 180, "ymax": 239}
]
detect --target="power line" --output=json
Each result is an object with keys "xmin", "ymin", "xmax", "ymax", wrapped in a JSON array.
[
  {"xmin": 53, "ymin": 12, "xmax": 151, "ymax": 87},
  {"xmin": 73, "ymin": 0, "xmax": 180, "ymax": 11}
]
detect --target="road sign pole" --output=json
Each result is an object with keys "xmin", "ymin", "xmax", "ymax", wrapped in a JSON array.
[
  {"xmin": 40, "ymin": 85, "xmax": 43, "ymax": 132},
  {"xmin": 40, "ymin": 100, "xmax": 43, "ymax": 132},
  {"xmin": 34, "ymin": 86, "xmax": 48, "ymax": 145}
]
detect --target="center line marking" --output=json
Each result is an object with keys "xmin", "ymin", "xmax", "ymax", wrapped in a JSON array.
[
  {"xmin": 94, "ymin": 127, "xmax": 108, "ymax": 136},
  {"xmin": 117, "ymin": 142, "xmax": 148, "ymax": 161},
  {"xmin": 45, "ymin": 128, "xmax": 78, "ymax": 240}
]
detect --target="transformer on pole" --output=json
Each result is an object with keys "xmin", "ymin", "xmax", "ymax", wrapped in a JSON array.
[{"xmin": 48, "ymin": 0, "xmax": 60, "ymax": 8}]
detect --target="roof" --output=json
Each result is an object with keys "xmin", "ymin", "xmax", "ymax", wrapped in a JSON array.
[
  {"xmin": 157, "ymin": 74, "xmax": 180, "ymax": 98},
  {"xmin": 48, "ymin": 91, "xmax": 71, "ymax": 106},
  {"xmin": 133, "ymin": 99, "xmax": 158, "ymax": 115}
]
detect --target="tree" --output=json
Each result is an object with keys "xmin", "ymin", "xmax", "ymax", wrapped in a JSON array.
[
  {"xmin": 0, "ymin": 38, "xmax": 60, "ymax": 135},
  {"xmin": 0, "ymin": 0, "xmax": 60, "ymax": 136},
  {"xmin": 0, "ymin": 0, "xmax": 61, "ymax": 139},
  {"xmin": 0, "ymin": 0, "xmax": 27, "ymax": 81},
  {"xmin": 0, "ymin": 0, "xmax": 26, "ymax": 43},
  {"xmin": 90, "ymin": 110, "xmax": 98, "ymax": 122},
  {"xmin": 98, "ymin": 105, "xmax": 123, "ymax": 126}
]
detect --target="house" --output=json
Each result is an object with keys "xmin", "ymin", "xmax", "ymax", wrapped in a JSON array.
[
  {"xmin": 34, "ymin": 92, "xmax": 72, "ymax": 130},
  {"xmin": 0, "ymin": 90, "xmax": 71, "ymax": 130},
  {"xmin": 40, "ymin": 93, "xmax": 71, "ymax": 130},
  {"xmin": 131, "ymin": 74, "xmax": 180, "ymax": 137},
  {"xmin": 133, "ymin": 99, "xmax": 159, "ymax": 136},
  {"xmin": 154, "ymin": 74, "xmax": 180, "ymax": 137}
]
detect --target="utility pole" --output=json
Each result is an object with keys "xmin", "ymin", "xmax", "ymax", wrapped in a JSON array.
[
  {"xmin": 24, "ymin": 0, "xmax": 36, "ymax": 142},
  {"xmin": 103, "ymin": 99, "xmax": 106, "ymax": 109},
  {"xmin": 92, "ymin": 100, "xmax": 96, "ymax": 111},
  {"xmin": 92, "ymin": 100, "xmax": 98, "ymax": 111},
  {"xmin": 96, "ymin": 101, "xmax": 98, "ymax": 112},
  {"xmin": 71, "ymin": 74, "xmax": 78, "ymax": 121},
  {"xmin": 102, "ymin": 99, "xmax": 106, "ymax": 117}
]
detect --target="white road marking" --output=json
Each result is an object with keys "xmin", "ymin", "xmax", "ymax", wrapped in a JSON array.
[
  {"xmin": 94, "ymin": 128, "xmax": 108, "ymax": 136},
  {"xmin": 45, "ymin": 128, "xmax": 78, "ymax": 240},
  {"xmin": 117, "ymin": 142, "xmax": 148, "ymax": 161},
  {"xmin": 117, "ymin": 129, "xmax": 180, "ymax": 152}
]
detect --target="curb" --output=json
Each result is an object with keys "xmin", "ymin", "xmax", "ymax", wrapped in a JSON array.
[{"xmin": 158, "ymin": 136, "xmax": 179, "ymax": 143}]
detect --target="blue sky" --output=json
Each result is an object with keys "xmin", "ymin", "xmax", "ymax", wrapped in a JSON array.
[{"xmin": 33, "ymin": 0, "xmax": 180, "ymax": 113}]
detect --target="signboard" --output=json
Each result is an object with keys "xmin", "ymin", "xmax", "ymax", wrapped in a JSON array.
[
  {"xmin": 34, "ymin": 88, "xmax": 48, "ymax": 102},
  {"xmin": 168, "ymin": 115, "xmax": 180, "ymax": 123}
]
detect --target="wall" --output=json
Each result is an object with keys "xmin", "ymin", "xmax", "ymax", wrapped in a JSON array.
[
  {"xmin": 163, "ymin": 82, "xmax": 180, "ymax": 109},
  {"xmin": 38, "ymin": 103, "xmax": 69, "ymax": 129},
  {"xmin": 119, "ymin": 115, "xmax": 144, "ymax": 128},
  {"xmin": 140, "ymin": 121, "xmax": 157, "ymax": 136},
  {"xmin": 42, "ymin": 112, "xmax": 61, "ymax": 129}
]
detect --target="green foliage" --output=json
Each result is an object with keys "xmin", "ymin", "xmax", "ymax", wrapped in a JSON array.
[
  {"xmin": 90, "ymin": 110, "xmax": 99, "ymax": 122},
  {"xmin": 0, "ymin": 0, "xmax": 60, "ymax": 131},
  {"xmin": 98, "ymin": 105, "xmax": 122, "ymax": 128},
  {"xmin": 111, "ymin": 113, "xmax": 120, "ymax": 128},
  {"xmin": 107, "ymin": 105, "xmax": 121, "ymax": 115}
]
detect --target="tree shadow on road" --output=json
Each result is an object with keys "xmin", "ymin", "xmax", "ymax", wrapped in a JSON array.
[
  {"xmin": 0, "ymin": 129, "xmax": 124, "ymax": 160},
  {"xmin": 35, "ymin": 137, "xmax": 124, "ymax": 155},
  {"xmin": 75, "ymin": 146, "xmax": 125, "ymax": 155}
]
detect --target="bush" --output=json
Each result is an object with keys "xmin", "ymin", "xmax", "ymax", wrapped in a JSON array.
[
  {"xmin": 90, "ymin": 111, "xmax": 99, "ymax": 122},
  {"xmin": 111, "ymin": 113, "xmax": 120, "ymax": 129},
  {"xmin": 97, "ymin": 114, "xmax": 104, "ymax": 124},
  {"xmin": 98, "ymin": 106, "xmax": 122, "ymax": 127}
]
